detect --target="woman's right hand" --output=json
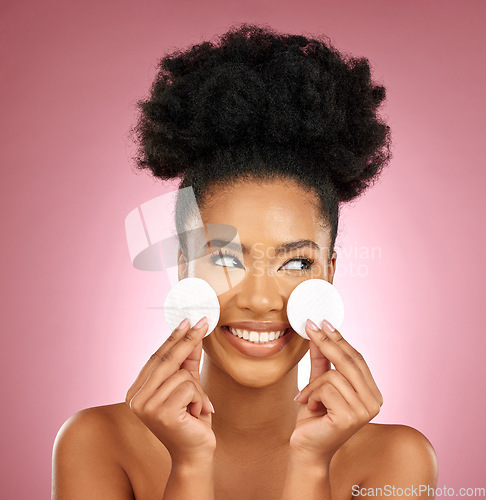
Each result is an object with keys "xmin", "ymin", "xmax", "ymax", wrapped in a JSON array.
[{"xmin": 125, "ymin": 316, "xmax": 216, "ymax": 463}]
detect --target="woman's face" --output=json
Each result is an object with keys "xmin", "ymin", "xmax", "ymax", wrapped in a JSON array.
[{"xmin": 179, "ymin": 177, "xmax": 337, "ymax": 388}]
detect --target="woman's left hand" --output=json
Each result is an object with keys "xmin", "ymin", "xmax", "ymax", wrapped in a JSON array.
[{"xmin": 290, "ymin": 319, "xmax": 384, "ymax": 464}]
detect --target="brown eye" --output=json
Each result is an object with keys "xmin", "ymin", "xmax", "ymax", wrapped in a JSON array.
[{"xmin": 280, "ymin": 258, "xmax": 314, "ymax": 271}]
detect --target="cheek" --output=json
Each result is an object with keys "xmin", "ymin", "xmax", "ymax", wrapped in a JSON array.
[
  {"xmin": 192, "ymin": 259, "xmax": 246, "ymax": 296},
  {"xmin": 293, "ymin": 336, "xmax": 310, "ymax": 355},
  {"xmin": 307, "ymin": 261, "xmax": 328, "ymax": 280},
  {"xmin": 269, "ymin": 269, "xmax": 328, "ymax": 299}
]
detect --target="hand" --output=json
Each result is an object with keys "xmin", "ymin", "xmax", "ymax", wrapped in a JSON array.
[
  {"xmin": 290, "ymin": 319, "xmax": 383, "ymax": 464},
  {"xmin": 125, "ymin": 317, "xmax": 216, "ymax": 463}
]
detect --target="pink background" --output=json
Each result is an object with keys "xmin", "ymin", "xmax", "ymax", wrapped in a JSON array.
[{"xmin": 1, "ymin": 0, "xmax": 485, "ymax": 497}]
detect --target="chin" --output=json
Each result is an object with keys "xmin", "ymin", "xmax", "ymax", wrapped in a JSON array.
[
  {"xmin": 203, "ymin": 333, "xmax": 308, "ymax": 388},
  {"xmin": 225, "ymin": 361, "xmax": 289, "ymax": 388}
]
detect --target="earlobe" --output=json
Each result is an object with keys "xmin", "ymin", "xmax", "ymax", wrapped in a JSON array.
[{"xmin": 328, "ymin": 250, "xmax": 337, "ymax": 284}]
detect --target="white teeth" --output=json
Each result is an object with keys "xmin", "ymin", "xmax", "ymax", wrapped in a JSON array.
[{"xmin": 227, "ymin": 327, "xmax": 287, "ymax": 344}]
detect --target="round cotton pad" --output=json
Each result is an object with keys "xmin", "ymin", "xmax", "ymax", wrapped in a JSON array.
[
  {"xmin": 287, "ymin": 279, "xmax": 345, "ymax": 340},
  {"xmin": 164, "ymin": 278, "xmax": 220, "ymax": 337}
]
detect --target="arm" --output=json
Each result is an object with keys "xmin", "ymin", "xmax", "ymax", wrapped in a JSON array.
[
  {"xmin": 283, "ymin": 318, "xmax": 384, "ymax": 500},
  {"xmin": 282, "ymin": 449, "xmax": 332, "ymax": 500},
  {"xmin": 163, "ymin": 452, "xmax": 215, "ymax": 499},
  {"xmin": 282, "ymin": 424, "xmax": 437, "ymax": 500},
  {"xmin": 51, "ymin": 409, "xmax": 135, "ymax": 500},
  {"xmin": 125, "ymin": 317, "xmax": 216, "ymax": 499}
]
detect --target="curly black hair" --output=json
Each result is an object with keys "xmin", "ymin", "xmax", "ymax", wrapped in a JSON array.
[{"xmin": 130, "ymin": 22, "xmax": 392, "ymax": 259}]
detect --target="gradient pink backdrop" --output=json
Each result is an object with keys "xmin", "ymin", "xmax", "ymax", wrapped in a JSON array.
[{"xmin": 1, "ymin": 0, "xmax": 485, "ymax": 497}]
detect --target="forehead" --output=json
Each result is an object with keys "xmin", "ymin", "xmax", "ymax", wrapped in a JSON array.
[{"xmin": 198, "ymin": 178, "xmax": 329, "ymax": 249}]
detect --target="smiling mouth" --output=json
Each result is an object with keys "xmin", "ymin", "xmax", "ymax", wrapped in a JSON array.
[{"xmin": 222, "ymin": 326, "xmax": 292, "ymax": 344}]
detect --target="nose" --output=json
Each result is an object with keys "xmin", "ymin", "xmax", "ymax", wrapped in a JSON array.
[{"xmin": 234, "ymin": 265, "xmax": 285, "ymax": 315}]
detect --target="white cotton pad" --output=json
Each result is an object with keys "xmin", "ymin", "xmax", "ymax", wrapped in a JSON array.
[
  {"xmin": 287, "ymin": 279, "xmax": 345, "ymax": 340},
  {"xmin": 163, "ymin": 278, "xmax": 220, "ymax": 337}
]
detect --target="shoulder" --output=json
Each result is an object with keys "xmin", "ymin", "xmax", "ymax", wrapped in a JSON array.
[
  {"xmin": 54, "ymin": 402, "xmax": 167, "ymax": 461},
  {"xmin": 53, "ymin": 403, "xmax": 172, "ymax": 499},
  {"xmin": 363, "ymin": 423, "xmax": 437, "ymax": 463},
  {"xmin": 346, "ymin": 423, "xmax": 438, "ymax": 489},
  {"xmin": 52, "ymin": 403, "xmax": 137, "ymax": 499},
  {"xmin": 54, "ymin": 403, "xmax": 127, "ymax": 449}
]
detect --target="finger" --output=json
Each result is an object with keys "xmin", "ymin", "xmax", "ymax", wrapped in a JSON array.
[
  {"xmin": 297, "ymin": 370, "xmax": 379, "ymax": 421},
  {"xmin": 143, "ymin": 379, "xmax": 204, "ymax": 421},
  {"xmin": 319, "ymin": 322, "xmax": 383, "ymax": 406},
  {"xmin": 308, "ymin": 325, "xmax": 331, "ymax": 383},
  {"xmin": 180, "ymin": 336, "xmax": 204, "ymax": 382},
  {"xmin": 165, "ymin": 380, "xmax": 204, "ymax": 419},
  {"xmin": 132, "ymin": 318, "xmax": 209, "ymax": 399},
  {"xmin": 125, "ymin": 319, "xmax": 191, "ymax": 404},
  {"xmin": 158, "ymin": 369, "xmax": 213, "ymax": 414},
  {"xmin": 299, "ymin": 369, "xmax": 356, "ymax": 404},
  {"xmin": 307, "ymin": 382, "xmax": 348, "ymax": 419},
  {"xmin": 135, "ymin": 368, "xmax": 213, "ymax": 415},
  {"xmin": 180, "ymin": 369, "xmax": 212, "ymax": 414},
  {"xmin": 305, "ymin": 324, "xmax": 382, "ymax": 409},
  {"xmin": 131, "ymin": 374, "xmax": 204, "ymax": 419}
]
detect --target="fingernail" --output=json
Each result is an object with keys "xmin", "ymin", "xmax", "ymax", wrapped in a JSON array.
[
  {"xmin": 209, "ymin": 401, "xmax": 215, "ymax": 413},
  {"xmin": 322, "ymin": 319, "xmax": 335, "ymax": 334},
  {"xmin": 193, "ymin": 316, "xmax": 208, "ymax": 329},
  {"xmin": 306, "ymin": 319, "xmax": 320, "ymax": 331},
  {"xmin": 177, "ymin": 318, "xmax": 189, "ymax": 330},
  {"xmin": 293, "ymin": 391, "xmax": 301, "ymax": 401}
]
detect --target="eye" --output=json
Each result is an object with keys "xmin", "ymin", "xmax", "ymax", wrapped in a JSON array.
[
  {"xmin": 280, "ymin": 257, "xmax": 314, "ymax": 271},
  {"xmin": 209, "ymin": 249, "xmax": 245, "ymax": 269}
]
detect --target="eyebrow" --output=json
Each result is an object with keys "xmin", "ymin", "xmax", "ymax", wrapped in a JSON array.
[{"xmin": 203, "ymin": 239, "xmax": 320, "ymax": 255}]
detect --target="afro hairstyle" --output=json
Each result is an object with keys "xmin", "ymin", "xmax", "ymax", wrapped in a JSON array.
[{"xmin": 130, "ymin": 22, "xmax": 392, "ymax": 258}]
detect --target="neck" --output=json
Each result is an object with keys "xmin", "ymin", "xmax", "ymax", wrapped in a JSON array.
[{"xmin": 199, "ymin": 353, "xmax": 300, "ymax": 457}]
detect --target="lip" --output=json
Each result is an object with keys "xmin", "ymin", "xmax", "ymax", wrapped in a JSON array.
[{"xmin": 220, "ymin": 323, "xmax": 294, "ymax": 358}]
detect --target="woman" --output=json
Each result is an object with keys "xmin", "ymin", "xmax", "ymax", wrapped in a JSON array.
[{"xmin": 52, "ymin": 23, "xmax": 438, "ymax": 499}]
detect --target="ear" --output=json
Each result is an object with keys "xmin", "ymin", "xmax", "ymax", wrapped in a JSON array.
[
  {"xmin": 328, "ymin": 250, "xmax": 337, "ymax": 284},
  {"xmin": 178, "ymin": 247, "xmax": 188, "ymax": 280}
]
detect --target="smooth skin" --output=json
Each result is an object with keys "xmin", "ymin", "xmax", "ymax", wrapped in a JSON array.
[{"xmin": 52, "ymin": 178, "xmax": 438, "ymax": 499}]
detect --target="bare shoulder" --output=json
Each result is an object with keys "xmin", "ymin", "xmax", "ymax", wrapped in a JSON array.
[
  {"xmin": 53, "ymin": 403, "xmax": 171, "ymax": 500},
  {"xmin": 56, "ymin": 401, "xmax": 127, "ymax": 434},
  {"xmin": 335, "ymin": 422, "xmax": 438, "ymax": 491},
  {"xmin": 54, "ymin": 402, "xmax": 126, "ymax": 458},
  {"xmin": 55, "ymin": 402, "xmax": 140, "ymax": 454},
  {"xmin": 52, "ymin": 403, "xmax": 135, "ymax": 499},
  {"xmin": 358, "ymin": 422, "xmax": 437, "ymax": 464}
]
